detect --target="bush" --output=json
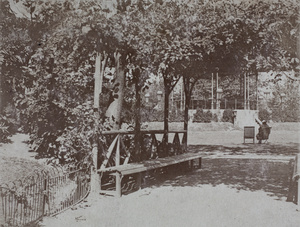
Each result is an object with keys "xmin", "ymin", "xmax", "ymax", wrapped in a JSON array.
[
  {"xmin": 0, "ymin": 114, "xmax": 15, "ymax": 143},
  {"xmin": 141, "ymin": 109, "xmax": 164, "ymax": 122},
  {"xmin": 169, "ymin": 109, "xmax": 184, "ymax": 122},
  {"xmin": 222, "ymin": 109, "xmax": 234, "ymax": 123},
  {"xmin": 258, "ymin": 109, "xmax": 271, "ymax": 121},
  {"xmin": 213, "ymin": 113, "xmax": 218, "ymax": 122},
  {"xmin": 193, "ymin": 108, "xmax": 213, "ymax": 123},
  {"xmin": 0, "ymin": 121, "xmax": 10, "ymax": 143}
]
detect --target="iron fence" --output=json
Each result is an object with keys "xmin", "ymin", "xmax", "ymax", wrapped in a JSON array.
[
  {"xmin": 0, "ymin": 165, "xmax": 90, "ymax": 226},
  {"xmin": 173, "ymin": 98, "xmax": 258, "ymax": 110}
]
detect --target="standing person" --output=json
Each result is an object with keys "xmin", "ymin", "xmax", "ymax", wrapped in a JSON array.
[{"xmin": 255, "ymin": 119, "xmax": 270, "ymax": 144}]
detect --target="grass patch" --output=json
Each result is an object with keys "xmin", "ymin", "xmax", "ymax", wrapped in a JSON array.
[{"xmin": 0, "ymin": 157, "xmax": 48, "ymax": 184}]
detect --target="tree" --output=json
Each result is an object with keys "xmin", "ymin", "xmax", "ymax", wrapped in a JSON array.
[
  {"xmin": 107, "ymin": 1, "xmax": 156, "ymax": 160},
  {"xmin": 0, "ymin": 0, "xmax": 73, "ymax": 142},
  {"xmin": 268, "ymin": 78, "xmax": 300, "ymax": 122},
  {"xmin": 2, "ymin": 0, "xmax": 298, "ymax": 165}
]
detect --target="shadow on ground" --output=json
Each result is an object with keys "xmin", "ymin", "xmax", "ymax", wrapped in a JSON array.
[
  {"xmin": 136, "ymin": 142, "xmax": 300, "ymax": 200},
  {"xmin": 141, "ymin": 158, "xmax": 292, "ymax": 200},
  {"xmin": 188, "ymin": 143, "xmax": 299, "ymax": 155}
]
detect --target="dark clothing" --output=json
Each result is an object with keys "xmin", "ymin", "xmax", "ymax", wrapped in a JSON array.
[{"xmin": 256, "ymin": 122, "xmax": 270, "ymax": 143}]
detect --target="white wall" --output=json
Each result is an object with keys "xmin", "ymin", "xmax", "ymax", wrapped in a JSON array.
[{"xmin": 234, "ymin": 110, "xmax": 258, "ymax": 128}]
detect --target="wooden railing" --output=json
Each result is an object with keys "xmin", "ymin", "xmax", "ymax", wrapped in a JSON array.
[{"xmin": 98, "ymin": 130, "xmax": 187, "ymax": 171}]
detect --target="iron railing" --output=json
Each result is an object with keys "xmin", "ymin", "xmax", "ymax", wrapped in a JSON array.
[
  {"xmin": 0, "ymin": 165, "xmax": 90, "ymax": 226},
  {"xmin": 173, "ymin": 98, "xmax": 258, "ymax": 110}
]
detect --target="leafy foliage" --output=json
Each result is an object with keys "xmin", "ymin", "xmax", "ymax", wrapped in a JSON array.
[
  {"xmin": 193, "ymin": 108, "xmax": 214, "ymax": 123},
  {"xmin": 222, "ymin": 109, "xmax": 234, "ymax": 123},
  {"xmin": 169, "ymin": 109, "xmax": 185, "ymax": 123},
  {"xmin": 0, "ymin": 105, "xmax": 19, "ymax": 143},
  {"xmin": 0, "ymin": 0, "xmax": 298, "ymax": 165},
  {"xmin": 268, "ymin": 80, "xmax": 300, "ymax": 122},
  {"xmin": 258, "ymin": 109, "xmax": 271, "ymax": 122},
  {"xmin": 0, "ymin": 115, "xmax": 12, "ymax": 143}
]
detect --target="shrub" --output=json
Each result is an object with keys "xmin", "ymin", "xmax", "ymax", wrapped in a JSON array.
[
  {"xmin": 193, "ymin": 108, "xmax": 213, "ymax": 123},
  {"xmin": 212, "ymin": 113, "xmax": 219, "ymax": 122},
  {"xmin": 258, "ymin": 109, "xmax": 271, "ymax": 121},
  {"xmin": 169, "ymin": 109, "xmax": 184, "ymax": 122},
  {"xmin": 0, "ymin": 114, "xmax": 14, "ymax": 143},
  {"xmin": 222, "ymin": 109, "xmax": 234, "ymax": 123},
  {"xmin": 0, "ymin": 120, "xmax": 10, "ymax": 143}
]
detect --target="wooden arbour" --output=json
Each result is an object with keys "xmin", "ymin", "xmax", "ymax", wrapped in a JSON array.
[
  {"xmin": 99, "ymin": 130, "xmax": 187, "ymax": 169},
  {"xmin": 97, "ymin": 130, "xmax": 192, "ymax": 197}
]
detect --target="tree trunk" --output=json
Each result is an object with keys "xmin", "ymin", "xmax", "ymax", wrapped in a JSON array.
[
  {"xmin": 255, "ymin": 70, "xmax": 258, "ymax": 110},
  {"xmin": 183, "ymin": 77, "xmax": 190, "ymax": 132},
  {"xmin": 90, "ymin": 52, "xmax": 106, "ymax": 195},
  {"xmin": 162, "ymin": 79, "xmax": 170, "ymax": 156},
  {"xmin": 183, "ymin": 77, "xmax": 197, "ymax": 148},
  {"xmin": 183, "ymin": 77, "xmax": 190, "ymax": 148},
  {"xmin": 0, "ymin": 69, "xmax": 2, "ymax": 115},
  {"xmin": 105, "ymin": 51, "xmax": 125, "ymax": 130},
  {"xmin": 240, "ymin": 74, "xmax": 243, "ymax": 99},
  {"xmin": 133, "ymin": 69, "xmax": 141, "ymax": 161},
  {"xmin": 164, "ymin": 87, "xmax": 169, "ymax": 133}
]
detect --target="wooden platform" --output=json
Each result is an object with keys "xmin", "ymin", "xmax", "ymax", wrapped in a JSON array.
[{"xmin": 98, "ymin": 152, "xmax": 203, "ymax": 197}]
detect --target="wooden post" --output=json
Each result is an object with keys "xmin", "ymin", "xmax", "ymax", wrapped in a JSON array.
[
  {"xmin": 116, "ymin": 136, "xmax": 120, "ymax": 166},
  {"xmin": 93, "ymin": 53, "xmax": 102, "ymax": 109},
  {"xmin": 216, "ymin": 71, "xmax": 218, "ymax": 90},
  {"xmin": 211, "ymin": 73, "xmax": 214, "ymax": 110},
  {"xmin": 171, "ymin": 90, "xmax": 174, "ymax": 109},
  {"xmin": 298, "ymin": 180, "xmax": 300, "ymax": 208},
  {"xmin": 133, "ymin": 68, "xmax": 141, "ymax": 162},
  {"xmin": 244, "ymin": 73, "xmax": 247, "ymax": 110},
  {"xmin": 115, "ymin": 172, "xmax": 122, "ymax": 197},
  {"xmin": 256, "ymin": 71, "xmax": 258, "ymax": 110},
  {"xmin": 90, "ymin": 53, "xmax": 103, "ymax": 195},
  {"xmin": 296, "ymin": 154, "xmax": 300, "ymax": 208},
  {"xmin": 163, "ymin": 82, "xmax": 170, "ymax": 157},
  {"xmin": 247, "ymin": 73, "xmax": 250, "ymax": 110},
  {"xmin": 190, "ymin": 160, "xmax": 194, "ymax": 169},
  {"xmin": 0, "ymin": 66, "xmax": 2, "ymax": 115},
  {"xmin": 180, "ymin": 79, "xmax": 183, "ymax": 111},
  {"xmin": 42, "ymin": 178, "xmax": 48, "ymax": 216},
  {"xmin": 136, "ymin": 173, "xmax": 142, "ymax": 190},
  {"xmin": 115, "ymin": 136, "xmax": 122, "ymax": 197}
]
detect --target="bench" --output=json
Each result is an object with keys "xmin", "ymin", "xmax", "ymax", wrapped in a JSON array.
[{"xmin": 97, "ymin": 152, "xmax": 203, "ymax": 197}]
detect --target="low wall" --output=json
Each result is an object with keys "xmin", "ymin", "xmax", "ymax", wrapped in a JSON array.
[{"xmin": 188, "ymin": 109, "xmax": 258, "ymax": 129}]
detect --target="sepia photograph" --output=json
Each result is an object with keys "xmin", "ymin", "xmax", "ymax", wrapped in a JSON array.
[{"xmin": 0, "ymin": 0, "xmax": 299, "ymax": 226}]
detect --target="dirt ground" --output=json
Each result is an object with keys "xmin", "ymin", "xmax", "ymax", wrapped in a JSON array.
[
  {"xmin": 1, "ymin": 123, "xmax": 300, "ymax": 226},
  {"xmin": 39, "ymin": 122, "xmax": 300, "ymax": 227},
  {"xmin": 40, "ymin": 156, "xmax": 300, "ymax": 227}
]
